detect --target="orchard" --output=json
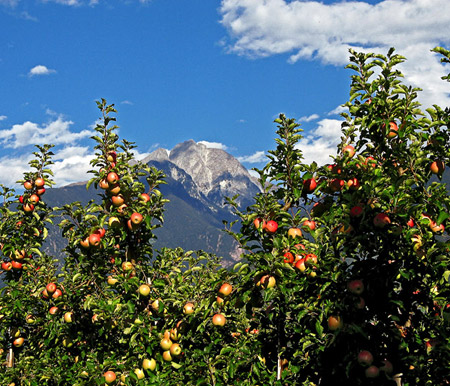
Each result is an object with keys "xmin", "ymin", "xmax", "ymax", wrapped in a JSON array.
[{"xmin": 0, "ymin": 47, "xmax": 450, "ymax": 385}]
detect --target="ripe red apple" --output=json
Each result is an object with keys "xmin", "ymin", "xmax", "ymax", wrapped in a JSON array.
[
  {"xmin": 19, "ymin": 195, "xmax": 24, "ymax": 203},
  {"xmin": 29, "ymin": 194, "xmax": 40, "ymax": 204},
  {"xmin": 264, "ymin": 220, "xmax": 278, "ymax": 234},
  {"xmin": 347, "ymin": 177, "xmax": 360, "ymax": 190},
  {"xmin": 212, "ymin": 313, "xmax": 226, "ymax": 326},
  {"xmin": 365, "ymin": 365, "xmax": 379, "ymax": 378},
  {"xmin": 305, "ymin": 253, "xmax": 318, "ymax": 265},
  {"xmin": 23, "ymin": 203, "xmax": 35, "ymax": 213},
  {"xmin": 302, "ymin": 220, "xmax": 316, "ymax": 231},
  {"xmin": 350, "ymin": 205, "xmax": 363, "ymax": 217},
  {"xmin": 34, "ymin": 177, "xmax": 45, "ymax": 187},
  {"xmin": 327, "ymin": 315, "xmax": 343, "ymax": 331},
  {"xmin": 49, "ymin": 306, "xmax": 59, "ymax": 315},
  {"xmin": 108, "ymin": 183, "xmax": 121, "ymax": 195},
  {"xmin": 111, "ymin": 194, "xmax": 125, "ymax": 207},
  {"xmin": 13, "ymin": 337, "xmax": 24, "ymax": 347},
  {"xmin": 373, "ymin": 213, "xmax": 391, "ymax": 228},
  {"xmin": 183, "ymin": 302, "xmax": 195, "ymax": 315},
  {"xmin": 386, "ymin": 121, "xmax": 398, "ymax": 139},
  {"xmin": 330, "ymin": 178, "xmax": 345, "ymax": 192},
  {"xmin": 138, "ymin": 284, "xmax": 150, "ymax": 296},
  {"xmin": 347, "ymin": 279, "xmax": 364, "ymax": 295},
  {"xmin": 139, "ymin": 193, "xmax": 151, "ymax": 203},
  {"xmin": 122, "ymin": 261, "xmax": 133, "ymax": 271},
  {"xmin": 342, "ymin": 145, "xmax": 355, "ymax": 158},
  {"xmin": 365, "ymin": 156, "xmax": 376, "ymax": 168},
  {"xmin": 379, "ymin": 359, "xmax": 393, "ymax": 374},
  {"xmin": 104, "ymin": 370, "xmax": 116, "ymax": 384},
  {"xmin": 407, "ymin": 218, "xmax": 415, "ymax": 227},
  {"xmin": 288, "ymin": 227, "xmax": 302, "ymax": 239},
  {"xmin": 80, "ymin": 237, "xmax": 90, "ymax": 249},
  {"xmin": 143, "ymin": 358, "xmax": 156, "ymax": 371},
  {"xmin": 283, "ymin": 252, "xmax": 294, "ymax": 264},
  {"xmin": 24, "ymin": 181, "xmax": 33, "ymax": 190},
  {"xmin": 94, "ymin": 228, "xmax": 106, "ymax": 238},
  {"xmin": 11, "ymin": 260, "xmax": 23, "ymax": 270},
  {"xmin": 52, "ymin": 288, "xmax": 63, "ymax": 299},
  {"xmin": 106, "ymin": 172, "xmax": 119, "ymax": 184},
  {"xmin": 46, "ymin": 282, "xmax": 57, "ymax": 294},
  {"xmin": 130, "ymin": 212, "xmax": 144, "ymax": 225},
  {"xmin": 357, "ymin": 350, "xmax": 374, "ymax": 366},
  {"xmin": 89, "ymin": 233, "xmax": 101, "ymax": 247},
  {"xmin": 2, "ymin": 261, "xmax": 12, "ymax": 271},
  {"xmin": 99, "ymin": 179, "xmax": 109, "ymax": 189},
  {"xmin": 430, "ymin": 160, "xmax": 445, "ymax": 174},
  {"xmin": 253, "ymin": 217, "xmax": 265, "ymax": 229},
  {"xmin": 430, "ymin": 220, "xmax": 445, "ymax": 233},
  {"xmin": 294, "ymin": 258, "xmax": 306, "ymax": 272},
  {"xmin": 303, "ymin": 178, "xmax": 317, "ymax": 193},
  {"xmin": 36, "ymin": 187, "xmax": 46, "ymax": 195},
  {"xmin": 218, "ymin": 283, "xmax": 232, "ymax": 297}
]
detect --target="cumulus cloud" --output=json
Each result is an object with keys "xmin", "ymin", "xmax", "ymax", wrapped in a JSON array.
[
  {"xmin": 299, "ymin": 113, "xmax": 319, "ymax": 122},
  {"xmin": 29, "ymin": 65, "xmax": 56, "ymax": 77},
  {"xmin": 220, "ymin": 0, "xmax": 450, "ymax": 108},
  {"xmin": 328, "ymin": 105, "xmax": 348, "ymax": 116},
  {"xmin": 296, "ymin": 119, "xmax": 342, "ymax": 166},
  {"xmin": 198, "ymin": 140, "xmax": 229, "ymax": 151},
  {"xmin": 237, "ymin": 150, "xmax": 266, "ymax": 164},
  {"xmin": 0, "ymin": 116, "xmax": 92, "ymax": 149},
  {"xmin": 0, "ymin": 115, "xmax": 7, "ymax": 121}
]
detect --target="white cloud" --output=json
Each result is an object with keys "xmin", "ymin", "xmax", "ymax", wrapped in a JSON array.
[
  {"xmin": 121, "ymin": 100, "xmax": 133, "ymax": 105},
  {"xmin": 328, "ymin": 105, "xmax": 348, "ymax": 116},
  {"xmin": 0, "ymin": 116, "xmax": 92, "ymax": 149},
  {"xmin": 41, "ymin": 0, "xmax": 81, "ymax": 5},
  {"xmin": 237, "ymin": 150, "xmax": 266, "ymax": 164},
  {"xmin": 198, "ymin": 140, "xmax": 229, "ymax": 151},
  {"xmin": 29, "ymin": 65, "xmax": 56, "ymax": 77},
  {"xmin": 52, "ymin": 146, "xmax": 93, "ymax": 186},
  {"xmin": 220, "ymin": 0, "xmax": 450, "ymax": 108},
  {"xmin": 0, "ymin": 115, "xmax": 7, "ymax": 121},
  {"xmin": 299, "ymin": 113, "xmax": 319, "ymax": 122},
  {"xmin": 296, "ymin": 119, "xmax": 342, "ymax": 166}
]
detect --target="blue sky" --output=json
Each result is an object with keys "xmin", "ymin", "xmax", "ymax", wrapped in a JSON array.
[{"xmin": 1, "ymin": 0, "xmax": 449, "ymax": 187}]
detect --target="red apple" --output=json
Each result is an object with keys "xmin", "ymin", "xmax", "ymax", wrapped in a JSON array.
[
  {"xmin": 305, "ymin": 253, "xmax": 318, "ymax": 265},
  {"xmin": 357, "ymin": 350, "xmax": 374, "ymax": 366},
  {"xmin": 342, "ymin": 145, "xmax": 355, "ymax": 158},
  {"xmin": 430, "ymin": 160, "xmax": 445, "ymax": 174},
  {"xmin": 106, "ymin": 172, "xmax": 119, "ymax": 184},
  {"xmin": 49, "ymin": 306, "xmax": 59, "ymax": 315},
  {"xmin": 99, "ymin": 179, "xmax": 109, "ymax": 189},
  {"xmin": 19, "ymin": 195, "xmax": 24, "ymax": 203},
  {"xmin": 130, "ymin": 212, "xmax": 144, "ymax": 225},
  {"xmin": 104, "ymin": 370, "xmax": 116, "ymax": 384},
  {"xmin": 327, "ymin": 315, "xmax": 343, "ymax": 331},
  {"xmin": 347, "ymin": 279, "xmax": 364, "ymax": 295},
  {"xmin": 283, "ymin": 252, "xmax": 294, "ymax": 264},
  {"xmin": 183, "ymin": 302, "xmax": 195, "ymax": 315},
  {"xmin": 294, "ymin": 258, "xmax": 306, "ymax": 272},
  {"xmin": 23, "ymin": 203, "xmax": 35, "ymax": 212},
  {"xmin": 108, "ymin": 183, "xmax": 121, "ymax": 195},
  {"xmin": 29, "ymin": 194, "xmax": 40, "ymax": 204},
  {"xmin": 350, "ymin": 205, "xmax": 363, "ymax": 217},
  {"xmin": 303, "ymin": 178, "xmax": 317, "ymax": 193},
  {"xmin": 36, "ymin": 187, "xmax": 46, "ymax": 195},
  {"xmin": 379, "ymin": 359, "xmax": 393, "ymax": 374},
  {"xmin": 13, "ymin": 337, "xmax": 25, "ymax": 347},
  {"xmin": 302, "ymin": 220, "xmax": 316, "ymax": 232},
  {"xmin": 365, "ymin": 365, "xmax": 379, "ymax": 378},
  {"xmin": 212, "ymin": 313, "xmax": 226, "ymax": 326},
  {"xmin": 24, "ymin": 181, "xmax": 33, "ymax": 190},
  {"xmin": 139, "ymin": 193, "xmax": 151, "ymax": 203},
  {"xmin": 347, "ymin": 177, "xmax": 360, "ymax": 190},
  {"xmin": 80, "ymin": 237, "xmax": 90, "ymax": 249},
  {"xmin": 265, "ymin": 220, "xmax": 278, "ymax": 234},
  {"xmin": 52, "ymin": 289, "xmax": 63, "ymax": 299},
  {"xmin": 288, "ymin": 227, "xmax": 302, "ymax": 239},
  {"xmin": 407, "ymin": 218, "xmax": 415, "ymax": 227},
  {"xmin": 46, "ymin": 282, "xmax": 57, "ymax": 294},
  {"xmin": 373, "ymin": 213, "xmax": 391, "ymax": 228},
  {"xmin": 34, "ymin": 177, "xmax": 45, "ymax": 187},
  {"xmin": 218, "ymin": 283, "xmax": 232, "ymax": 297},
  {"xmin": 89, "ymin": 233, "xmax": 101, "ymax": 247},
  {"xmin": 111, "ymin": 194, "xmax": 125, "ymax": 207},
  {"xmin": 365, "ymin": 156, "xmax": 376, "ymax": 168},
  {"xmin": 2, "ymin": 261, "xmax": 12, "ymax": 271},
  {"xmin": 11, "ymin": 260, "xmax": 23, "ymax": 270},
  {"xmin": 386, "ymin": 121, "xmax": 398, "ymax": 139}
]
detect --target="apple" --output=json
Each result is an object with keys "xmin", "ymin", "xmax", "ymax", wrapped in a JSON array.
[
  {"xmin": 365, "ymin": 365, "xmax": 379, "ymax": 378},
  {"xmin": 170, "ymin": 328, "xmax": 181, "ymax": 342},
  {"xmin": 212, "ymin": 313, "xmax": 226, "ymax": 326},
  {"xmin": 305, "ymin": 253, "xmax": 318, "ymax": 265},
  {"xmin": 130, "ymin": 212, "xmax": 144, "ymax": 225},
  {"xmin": 218, "ymin": 283, "xmax": 232, "ymax": 297},
  {"xmin": 34, "ymin": 177, "xmax": 45, "ymax": 187},
  {"xmin": 46, "ymin": 282, "xmax": 57, "ymax": 294},
  {"xmin": 79, "ymin": 237, "xmax": 90, "ymax": 249},
  {"xmin": 294, "ymin": 258, "xmax": 306, "ymax": 272},
  {"xmin": 386, "ymin": 121, "xmax": 398, "ymax": 139},
  {"xmin": 430, "ymin": 160, "xmax": 445, "ymax": 174},
  {"xmin": 41, "ymin": 288, "xmax": 49, "ymax": 299},
  {"xmin": 331, "ymin": 164, "xmax": 342, "ymax": 174},
  {"xmin": 162, "ymin": 350, "xmax": 173, "ymax": 362},
  {"xmin": 52, "ymin": 289, "xmax": 63, "ymax": 299},
  {"xmin": 260, "ymin": 275, "xmax": 276, "ymax": 289},
  {"xmin": 283, "ymin": 252, "xmax": 294, "ymax": 264},
  {"xmin": 430, "ymin": 220, "xmax": 445, "ymax": 233},
  {"xmin": 407, "ymin": 218, "xmax": 415, "ymax": 227},
  {"xmin": 13, "ymin": 337, "xmax": 24, "ymax": 347},
  {"xmin": 357, "ymin": 350, "xmax": 374, "ymax": 366},
  {"xmin": 2, "ymin": 261, "xmax": 12, "ymax": 271},
  {"xmin": 342, "ymin": 145, "xmax": 355, "ymax": 158},
  {"xmin": 327, "ymin": 315, "xmax": 343, "ymax": 331},
  {"xmin": 26, "ymin": 314, "xmax": 36, "ymax": 324},
  {"xmin": 94, "ymin": 228, "xmax": 106, "ymax": 238},
  {"xmin": 108, "ymin": 216, "xmax": 121, "ymax": 228},
  {"xmin": 134, "ymin": 368, "xmax": 145, "ymax": 380},
  {"xmin": 107, "ymin": 276, "xmax": 118, "ymax": 285},
  {"xmin": 330, "ymin": 178, "xmax": 344, "ymax": 192},
  {"xmin": 140, "ymin": 193, "xmax": 151, "ymax": 203},
  {"xmin": 108, "ymin": 183, "xmax": 121, "ymax": 195},
  {"xmin": 355, "ymin": 297, "xmax": 365, "ymax": 309},
  {"xmin": 36, "ymin": 187, "xmax": 46, "ymax": 195},
  {"xmin": 89, "ymin": 233, "xmax": 101, "ymax": 247},
  {"xmin": 127, "ymin": 219, "xmax": 140, "ymax": 232},
  {"xmin": 373, "ymin": 213, "xmax": 391, "ymax": 228},
  {"xmin": 111, "ymin": 194, "xmax": 125, "ymax": 207},
  {"xmin": 138, "ymin": 284, "xmax": 151, "ymax": 296},
  {"xmin": 151, "ymin": 299, "xmax": 161, "ymax": 312},
  {"xmin": 104, "ymin": 370, "xmax": 116, "ymax": 384},
  {"xmin": 107, "ymin": 172, "xmax": 119, "ymax": 184},
  {"xmin": 347, "ymin": 177, "xmax": 360, "ymax": 190},
  {"xmin": 143, "ymin": 358, "xmax": 156, "ymax": 371},
  {"xmin": 160, "ymin": 338, "xmax": 173, "ymax": 350},
  {"xmin": 11, "ymin": 260, "xmax": 23, "ymax": 270},
  {"xmin": 253, "ymin": 217, "xmax": 265, "ymax": 229},
  {"xmin": 379, "ymin": 359, "xmax": 393, "ymax": 374},
  {"xmin": 117, "ymin": 204, "xmax": 128, "ymax": 214},
  {"xmin": 350, "ymin": 205, "xmax": 363, "ymax": 217},
  {"xmin": 64, "ymin": 312, "xmax": 73, "ymax": 323},
  {"xmin": 92, "ymin": 314, "xmax": 100, "ymax": 323},
  {"xmin": 99, "ymin": 179, "xmax": 109, "ymax": 189},
  {"xmin": 302, "ymin": 220, "xmax": 316, "ymax": 232},
  {"xmin": 288, "ymin": 227, "xmax": 302, "ymax": 239},
  {"xmin": 49, "ymin": 306, "xmax": 59, "ymax": 315},
  {"xmin": 183, "ymin": 302, "xmax": 195, "ymax": 315},
  {"xmin": 170, "ymin": 343, "xmax": 182, "ymax": 357},
  {"xmin": 23, "ymin": 203, "xmax": 34, "ymax": 212},
  {"xmin": 19, "ymin": 195, "xmax": 24, "ymax": 203},
  {"xmin": 303, "ymin": 178, "xmax": 317, "ymax": 193},
  {"xmin": 122, "ymin": 261, "xmax": 133, "ymax": 271},
  {"xmin": 24, "ymin": 181, "xmax": 33, "ymax": 190},
  {"xmin": 365, "ymin": 156, "xmax": 376, "ymax": 168},
  {"xmin": 29, "ymin": 194, "xmax": 40, "ymax": 204},
  {"xmin": 347, "ymin": 279, "xmax": 364, "ymax": 295},
  {"xmin": 107, "ymin": 151, "xmax": 117, "ymax": 163},
  {"xmin": 264, "ymin": 220, "xmax": 278, "ymax": 234}
]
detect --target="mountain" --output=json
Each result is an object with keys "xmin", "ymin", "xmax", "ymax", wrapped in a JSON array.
[{"xmin": 43, "ymin": 140, "xmax": 262, "ymax": 267}]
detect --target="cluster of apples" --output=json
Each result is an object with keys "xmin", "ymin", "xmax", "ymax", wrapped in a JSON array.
[
  {"xmin": 20, "ymin": 177, "xmax": 46, "ymax": 213},
  {"xmin": 11, "ymin": 327, "xmax": 25, "ymax": 349},
  {"xmin": 80, "ymin": 227, "xmax": 106, "ymax": 250},
  {"xmin": 41, "ymin": 282, "xmax": 63, "ymax": 315},
  {"xmin": 160, "ymin": 327, "xmax": 183, "ymax": 363},
  {"xmin": 1, "ymin": 249, "xmax": 31, "ymax": 272},
  {"xmin": 357, "ymin": 349, "xmax": 393, "ymax": 379},
  {"xmin": 212, "ymin": 283, "xmax": 232, "ymax": 326}
]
